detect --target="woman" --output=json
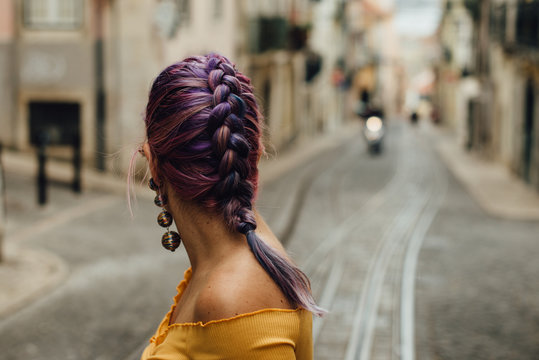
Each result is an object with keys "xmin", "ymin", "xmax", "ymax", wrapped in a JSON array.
[{"xmin": 137, "ymin": 54, "xmax": 324, "ymax": 359}]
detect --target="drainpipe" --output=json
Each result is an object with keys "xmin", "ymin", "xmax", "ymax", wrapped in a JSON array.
[
  {"xmin": 478, "ymin": 0, "xmax": 491, "ymax": 154},
  {"xmin": 0, "ymin": 143, "xmax": 4, "ymax": 262},
  {"xmin": 95, "ymin": 0, "xmax": 106, "ymax": 171}
]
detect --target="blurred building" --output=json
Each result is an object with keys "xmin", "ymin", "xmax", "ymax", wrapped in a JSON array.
[
  {"xmin": 240, "ymin": 0, "xmax": 321, "ymax": 149},
  {"xmin": 0, "ymin": 0, "xmax": 353, "ymax": 176},
  {"xmin": 345, "ymin": 0, "xmax": 400, "ymax": 118},
  {"xmin": 0, "ymin": 0, "xmax": 242, "ymax": 173},
  {"xmin": 307, "ymin": 0, "xmax": 347, "ymax": 132},
  {"xmin": 436, "ymin": 0, "xmax": 477, "ymax": 144},
  {"xmin": 0, "ymin": 0, "xmax": 98, "ymax": 163},
  {"xmin": 437, "ymin": 0, "xmax": 539, "ymax": 191}
]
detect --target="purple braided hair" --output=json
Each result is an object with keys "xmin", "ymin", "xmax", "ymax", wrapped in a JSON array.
[{"xmin": 144, "ymin": 53, "xmax": 325, "ymax": 317}]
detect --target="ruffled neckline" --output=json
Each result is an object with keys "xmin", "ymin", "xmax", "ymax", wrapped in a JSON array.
[{"xmin": 149, "ymin": 268, "xmax": 304, "ymax": 345}]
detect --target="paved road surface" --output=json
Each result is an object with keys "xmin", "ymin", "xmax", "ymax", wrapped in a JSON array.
[{"xmin": 0, "ymin": 120, "xmax": 538, "ymax": 360}]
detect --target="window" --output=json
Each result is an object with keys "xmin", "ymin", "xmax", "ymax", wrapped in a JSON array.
[
  {"xmin": 489, "ymin": 4, "xmax": 506, "ymax": 43},
  {"xmin": 177, "ymin": 0, "xmax": 191, "ymax": 25},
  {"xmin": 516, "ymin": 0, "xmax": 539, "ymax": 48},
  {"xmin": 214, "ymin": 0, "xmax": 223, "ymax": 19},
  {"xmin": 23, "ymin": 0, "xmax": 83, "ymax": 30}
]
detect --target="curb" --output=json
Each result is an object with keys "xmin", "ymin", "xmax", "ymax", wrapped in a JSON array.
[
  {"xmin": 2, "ymin": 150, "xmax": 151, "ymax": 200},
  {"xmin": 0, "ymin": 122, "xmax": 359, "ymax": 322},
  {"xmin": 259, "ymin": 122, "xmax": 360, "ymax": 244},
  {"xmin": 427, "ymin": 124, "xmax": 539, "ymax": 221},
  {"xmin": 3, "ymin": 121, "xmax": 361, "ymax": 201},
  {"xmin": 0, "ymin": 243, "xmax": 68, "ymax": 319},
  {"xmin": 259, "ymin": 121, "xmax": 360, "ymax": 186}
]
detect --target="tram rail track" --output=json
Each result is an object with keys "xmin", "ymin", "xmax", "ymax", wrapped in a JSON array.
[
  {"xmin": 300, "ymin": 123, "xmax": 448, "ymax": 360},
  {"xmin": 351, "ymin": 132, "xmax": 447, "ymax": 360}
]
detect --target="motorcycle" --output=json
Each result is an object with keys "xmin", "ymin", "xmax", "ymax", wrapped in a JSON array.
[
  {"xmin": 410, "ymin": 111, "xmax": 419, "ymax": 125},
  {"xmin": 358, "ymin": 108, "xmax": 385, "ymax": 154}
]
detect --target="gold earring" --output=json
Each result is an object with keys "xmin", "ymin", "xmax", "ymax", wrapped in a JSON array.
[{"xmin": 149, "ymin": 178, "xmax": 181, "ymax": 252}]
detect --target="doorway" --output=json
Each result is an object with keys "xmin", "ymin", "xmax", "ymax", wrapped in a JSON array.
[{"xmin": 28, "ymin": 101, "xmax": 81, "ymax": 146}]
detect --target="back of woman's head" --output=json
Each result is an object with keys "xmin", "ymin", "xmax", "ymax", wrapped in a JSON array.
[
  {"xmin": 144, "ymin": 53, "xmax": 325, "ymax": 317},
  {"xmin": 145, "ymin": 54, "xmax": 261, "ymax": 233}
]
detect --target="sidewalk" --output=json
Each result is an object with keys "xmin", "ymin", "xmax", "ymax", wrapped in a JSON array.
[
  {"xmin": 0, "ymin": 122, "xmax": 359, "ymax": 320},
  {"xmin": 1, "ymin": 122, "xmax": 360, "ymax": 197},
  {"xmin": 425, "ymin": 122, "xmax": 539, "ymax": 221}
]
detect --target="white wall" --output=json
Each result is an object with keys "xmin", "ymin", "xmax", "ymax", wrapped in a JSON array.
[{"xmin": 162, "ymin": 0, "xmax": 239, "ymax": 64}]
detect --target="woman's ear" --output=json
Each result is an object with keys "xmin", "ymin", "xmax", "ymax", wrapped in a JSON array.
[{"xmin": 143, "ymin": 143, "xmax": 161, "ymax": 186}]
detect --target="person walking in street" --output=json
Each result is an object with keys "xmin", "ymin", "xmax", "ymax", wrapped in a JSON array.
[{"xmin": 135, "ymin": 53, "xmax": 324, "ymax": 359}]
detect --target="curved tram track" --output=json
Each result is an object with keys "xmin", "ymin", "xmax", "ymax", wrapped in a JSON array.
[{"xmin": 281, "ymin": 121, "xmax": 448, "ymax": 359}]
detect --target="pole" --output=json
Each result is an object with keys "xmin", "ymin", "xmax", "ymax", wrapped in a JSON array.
[
  {"xmin": 478, "ymin": 0, "xmax": 492, "ymax": 151},
  {"xmin": 0, "ymin": 142, "xmax": 5, "ymax": 262},
  {"xmin": 37, "ymin": 132, "xmax": 48, "ymax": 206},
  {"xmin": 72, "ymin": 133, "xmax": 82, "ymax": 193},
  {"xmin": 95, "ymin": 0, "xmax": 106, "ymax": 171}
]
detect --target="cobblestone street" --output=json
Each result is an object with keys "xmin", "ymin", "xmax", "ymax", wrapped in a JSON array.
[
  {"xmin": 1, "ymin": 121, "xmax": 539, "ymax": 360},
  {"xmin": 2, "ymin": 0, "xmax": 539, "ymax": 359}
]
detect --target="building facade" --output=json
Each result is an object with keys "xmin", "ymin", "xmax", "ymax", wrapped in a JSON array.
[
  {"xmin": 345, "ymin": 0, "xmax": 400, "ymax": 119},
  {"xmin": 437, "ymin": 0, "xmax": 539, "ymax": 191},
  {"xmin": 1, "ymin": 0, "xmax": 98, "ymax": 162},
  {"xmin": 0, "ymin": 0, "xmax": 243, "ymax": 173},
  {"xmin": 1, "ymin": 0, "xmax": 351, "ymax": 176}
]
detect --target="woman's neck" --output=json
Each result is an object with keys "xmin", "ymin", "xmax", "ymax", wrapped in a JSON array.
[{"xmin": 167, "ymin": 198, "xmax": 247, "ymax": 272}]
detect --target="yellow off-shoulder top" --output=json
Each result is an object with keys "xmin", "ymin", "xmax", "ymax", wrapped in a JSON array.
[{"xmin": 140, "ymin": 268, "xmax": 313, "ymax": 360}]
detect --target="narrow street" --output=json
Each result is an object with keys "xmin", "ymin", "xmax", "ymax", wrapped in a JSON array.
[
  {"xmin": 1, "ymin": 120, "xmax": 538, "ymax": 360},
  {"xmin": 280, "ymin": 120, "xmax": 448, "ymax": 359},
  {"xmin": 2, "ymin": 1, "xmax": 539, "ymax": 359},
  {"xmin": 279, "ymin": 121, "xmax": 539, "ymax": 360}
]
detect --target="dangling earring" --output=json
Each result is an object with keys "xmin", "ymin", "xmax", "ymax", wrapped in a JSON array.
[{"xmin": 149, "ymin": 178, "xmax": 182, "ymax": 252}]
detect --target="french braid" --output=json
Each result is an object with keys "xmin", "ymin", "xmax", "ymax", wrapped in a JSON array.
[
  {"xmin": 144, "ymin": 54, "xmax": 325, "ymax": 316},
  {"xmin": 207, "ymin": 60, "xmax": 257, "ymax": 233}
]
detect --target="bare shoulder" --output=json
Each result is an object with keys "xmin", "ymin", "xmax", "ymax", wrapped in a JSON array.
[{"xmin": 194, "ymin": 260, "xmax": 293, "ymax": 323}]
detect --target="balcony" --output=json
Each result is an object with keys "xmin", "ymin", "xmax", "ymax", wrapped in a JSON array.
[
  {"xmin": 489, "ymin": 4, "xmax": 506, "ymax": 44},
  {"xmin": 248, "ymin": 17, "xmax": 289, "ymax": 54},
  {"xmin": 516, "ymin": 0, "xmax": 539, "ymax": 49}
]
